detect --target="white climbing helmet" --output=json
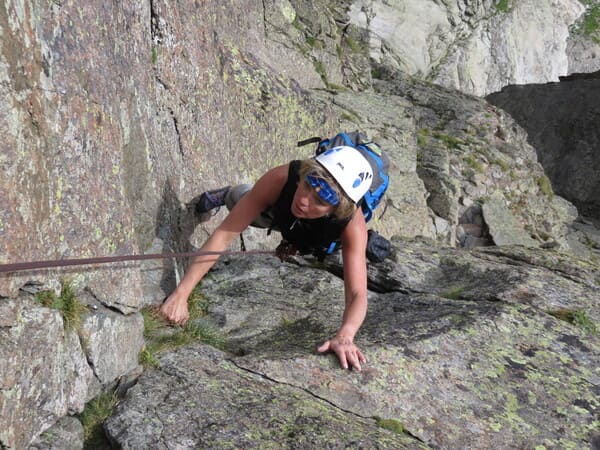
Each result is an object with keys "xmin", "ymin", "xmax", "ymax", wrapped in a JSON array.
[{"xmin": 315, "ymin": 146, "xmax": 373, "ymax": 204}]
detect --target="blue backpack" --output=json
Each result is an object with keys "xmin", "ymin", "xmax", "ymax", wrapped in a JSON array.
[{"xmin": 298, "ymin": 131, "xmax": 390, "ymax": 223}]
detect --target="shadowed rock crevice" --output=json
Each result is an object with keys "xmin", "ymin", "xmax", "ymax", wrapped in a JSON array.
[
  {"xmin": 486, "ymin": 71, "xmax": 600, "ymax": 220},
  {"xmin": 169, "ymin": 108, "xmax": 184, "ymax": 158}
]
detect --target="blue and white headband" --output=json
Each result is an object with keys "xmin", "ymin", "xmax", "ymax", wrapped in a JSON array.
[{"xmin": 305, "ymin": 175, "xmax": 339, "ymax": 206}]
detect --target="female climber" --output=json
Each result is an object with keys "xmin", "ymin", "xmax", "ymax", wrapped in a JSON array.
[{"xmin": 160, "ymin": 145, "xmax": 374, "ymax": 371}]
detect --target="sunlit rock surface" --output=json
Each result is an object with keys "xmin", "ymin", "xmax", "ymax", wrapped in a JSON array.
[{"xmin": 106, "ymin": 249, "xmax": 599, "ymax": 449}]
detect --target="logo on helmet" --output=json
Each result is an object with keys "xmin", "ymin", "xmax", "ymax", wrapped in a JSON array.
[{"xmin": 352, "ymin": 172, "xmax": 372, "ymax": 188}]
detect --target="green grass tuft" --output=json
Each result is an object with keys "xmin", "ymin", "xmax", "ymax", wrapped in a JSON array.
[
  {"xmin": 344, "ymin": 35, "xmax": 364, "ymax": 53},
  {"xmin": 305, "ymin": 36, "xmax": 323, "ymax": 50},
  {"xmin": 188, "ymin": 288, "xmax": 209, "ymax": 318},
  {"xmin": 371, "ymin": 66, "xmax": 383, "ymax": 80},
  {"xmin": 292, "ymin": 18, "xmax": 303, "ymax": 31},
  {"xmin": 417, "ymin": 128, "xmax": 430, "ymax": 148},
  {"xmin": 141, "ymin": 307, "xmax": 164, "ymax": 339},
  {"xmin": 314, "ymin": 60, "xmax": 328, "ymax": 83},
  {"xmin": 35, "ymin": 279, "xmax": 87, "ymax": 333},
  {"xmin": 493, "ymin": 157, "xmax": 510, "ymax": 172},
  {"xmin": 78, "ymin": 390, "xmax": 118, "ymax": 448},
  {"xmin": 139, "ymin": 287, "xmax": 226, "ymax": 367},
  {"xmin": 138, "ymin": 348, "xmax": 160, "ymax": 368},
  {"xmin": 433, "ymin": 132, "xmax": 465, "ymax": 149},
  {"xmin": 464, "ymin": 154, "xmax": 484, "ymax": 172}
]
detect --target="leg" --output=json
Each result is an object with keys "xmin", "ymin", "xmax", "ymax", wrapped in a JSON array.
[
  {"xmin": 224, "ymin": 184, "xmax": 274, "ymax": 229},
  {"xmin": 195, "ymin": 184, "xmax": 275, "ymax": 229}
]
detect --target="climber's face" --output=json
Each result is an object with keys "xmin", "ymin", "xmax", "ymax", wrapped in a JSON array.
[{"xmin": 291, "ymin": 178, "xmax": 336, "ymax": 219}]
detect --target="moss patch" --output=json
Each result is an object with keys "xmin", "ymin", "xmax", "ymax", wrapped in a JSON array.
[
  {"xmin": 495, "ymin": 0, "xmax": 513, "ymax": 13},
  {"xmin": 581, "ymin": 4, "xmax": 600, "ymax": 37},
  {"xmin": 441, "ymin": 286, "xmax": 466, "ymax": 300},
  {"xmin": 536, "ymin": 175, "xmax": 554, "ymax": 199},
  {"xmin": 547, "ymin": 309, "xmax": 597, "ymax": 334},
  {"xmin": 374, "ymin": 416, "xmax": 407, "ymax": 434}
]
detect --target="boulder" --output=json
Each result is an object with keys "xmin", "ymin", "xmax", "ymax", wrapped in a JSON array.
[
  {"xmin": 0, "ymin": 291, "xmax": 144, "ymax": 449},
  {"xmin": 79, "ymin": 302, "xmax": 144, "ymax": 386},
  {"xmin": 0, "ymin": 297, "xmax": 93, "ymax": 449},
  {"xmin": 29, "ymin": 416, "xmax": 84, "ymax": 450},
  {"xmin": 482, "ymin": 191, "xmax": 538, "ymax": 247}
]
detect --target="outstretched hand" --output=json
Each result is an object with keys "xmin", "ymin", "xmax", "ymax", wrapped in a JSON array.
[
  {"xmin": 318, "ymin": 336, "xmax": 366, "ymax": 371},
  {"xmin": 159, "ymin": 292, "xmax": 189, "ymax": 326}
]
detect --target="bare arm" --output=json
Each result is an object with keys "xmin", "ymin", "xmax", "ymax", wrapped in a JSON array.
[
  {"xmin": 160, "ymin": 164, "xmax": 289, "ymax": 324},
  {"xmin": 318, "ymin": 211, "xmax": 369, "ymax": 370}
]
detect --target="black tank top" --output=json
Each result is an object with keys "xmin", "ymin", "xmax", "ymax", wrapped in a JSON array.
[{"xmin": 270, "ymin": 161, "xmax": 351, "ymax": 254}]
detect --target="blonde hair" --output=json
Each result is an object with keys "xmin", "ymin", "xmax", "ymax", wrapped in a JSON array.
[{"xmin": 299, "ymin": 158, "xmax": 358, "ymax": 220}]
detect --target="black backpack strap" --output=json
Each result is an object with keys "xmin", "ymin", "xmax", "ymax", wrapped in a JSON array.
[{"xmin": 297, "ymin": 137, "xmax": 322, "ymax": 147}]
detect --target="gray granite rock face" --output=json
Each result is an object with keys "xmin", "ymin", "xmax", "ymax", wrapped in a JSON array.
[
  {"xmin": 371, "ymin": 68, "xmax": 581, "ymax": 252},
  {"xmin": 0, "ymin": 292, "xmax": 144, "ymax": 449},
  {"xmin": 0, "ymin": 0, "xmax": 334, "ymax": 300},
  {"xmin": 0, "ymin": 298, "xmax": 93, "ymax": 449},
  {"xmin": 482, "ymin": 191, "xmax": 538, "ymax": 247},
  {"xmin": 347, "ymin": 0, "xmax": 587, "ymax": 96},
  {"xmin": 106, "ymin": 249, "xmax": 600, "ymax": 449},
  {"xmin": 105, "ymin": 344, "xmax": 427, "ymax": 449},
  {"xmin": 29, "ymin": 416, "xmax": 84, "ymax": 450}
]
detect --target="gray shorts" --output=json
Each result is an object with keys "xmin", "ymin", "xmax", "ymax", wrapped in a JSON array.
[{"xmin": 225, "ymin": 184, "xmax": 277, "ymax": 230}]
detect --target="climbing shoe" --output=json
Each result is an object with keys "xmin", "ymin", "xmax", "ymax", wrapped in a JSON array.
[{"xmin": 195, "ymin": 186, "xmax": 231, "ymax": 216}]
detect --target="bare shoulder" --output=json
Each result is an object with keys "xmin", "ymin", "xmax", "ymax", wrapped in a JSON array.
[
  {"xmin": 255, "ymin": 163, "xmax": 289, "ymax": 190},
  {"xmin": 249, "ymin": 163, "xmax": 290, "ymax": 206},
  {"xmin": 341, "ymin": 211, "xmax": 368, "ymax": 247},
  {"xmin": 262, "ymin": 163, "xmax": 289, "ymax": 183}
]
